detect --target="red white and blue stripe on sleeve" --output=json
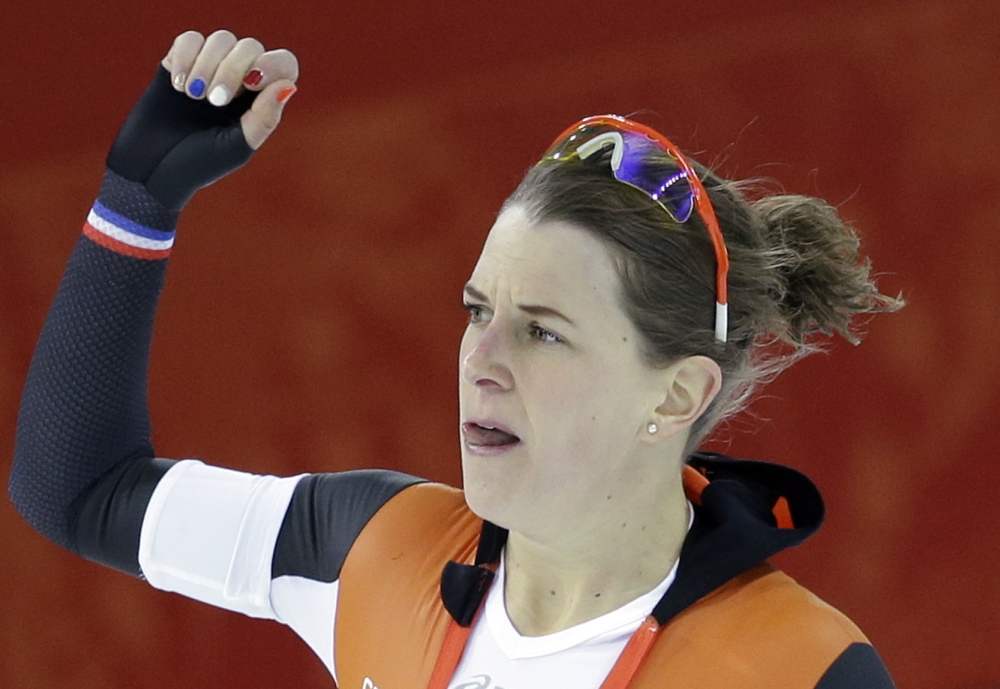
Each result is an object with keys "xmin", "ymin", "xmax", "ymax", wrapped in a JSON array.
[{"xmin": 83, "ymin": 200, "xmax": 175, "ymax": 260}]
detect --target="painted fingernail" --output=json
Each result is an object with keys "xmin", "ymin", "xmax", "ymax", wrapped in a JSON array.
[
  {"xmin": 277, "ymin": 86, "xmax": 297, "ymax": 104},
  {"xmin": 188, "ymin": 78, "xmax": 206, "ymax": 98},
  {"xmin": 243, "ymin": 69, "xmax": 263, "ymax": 87},
  {"xmin": 208, "ymin": 84, "xmax": 229, "ymax": 107},
  {"xmin": 172, "ymin": 72, "xmax": 187, "ymax": 91}
]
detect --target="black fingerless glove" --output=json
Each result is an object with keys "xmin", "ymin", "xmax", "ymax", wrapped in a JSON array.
[{"xmin": 106, "ymin": 66, "xmax": 256, "ymax": 211}]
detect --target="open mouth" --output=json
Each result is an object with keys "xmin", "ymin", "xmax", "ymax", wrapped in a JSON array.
[{"xmin": 462, "ymin": 422, "xmax": 521, "ymax": 449}]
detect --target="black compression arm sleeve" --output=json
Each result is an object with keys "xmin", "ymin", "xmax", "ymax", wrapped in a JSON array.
[
  {"xmin": 11, "ymin": 63, "xmax": 266, "ymax": 575},
  {"xmin": 9, "ymin": 171, "xmax": 178, "ymax": 575}
]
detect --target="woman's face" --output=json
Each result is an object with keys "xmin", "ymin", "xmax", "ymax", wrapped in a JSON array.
[{"xmin": 459, "ymin": 206, "xmax": 676, "ymax": 541}]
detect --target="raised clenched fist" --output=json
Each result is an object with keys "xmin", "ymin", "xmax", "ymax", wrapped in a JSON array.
[{"xmin": 106, "ymin": 30, "xmax": 299, "ymax": 211}]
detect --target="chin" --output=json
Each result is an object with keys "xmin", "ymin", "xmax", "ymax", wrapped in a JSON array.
[
  {"xmin": 460, "ymin": 457, "xmax": 514, "ymax": 527},
  {"xmin": 461, "ymin": 467, "xmax": 499, "ymax": 521}
]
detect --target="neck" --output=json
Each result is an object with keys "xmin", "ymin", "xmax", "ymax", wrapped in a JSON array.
[{"xmin": 501, "ymin": 469, "xmax": 689, "ymax": 636}]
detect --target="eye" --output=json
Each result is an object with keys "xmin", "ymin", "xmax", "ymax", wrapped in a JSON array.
[
  {"xmin": 463, "ymin": 301, "xmax": 489, "ymax": 324},
  {"xmin": 529, "ymin": 323, "xmax": 563, "ymax": 344}
]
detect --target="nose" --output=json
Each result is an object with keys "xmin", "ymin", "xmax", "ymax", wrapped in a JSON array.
[{"xmin": 460, "ymin": 321, "xmax": 514, "ymax": 392}]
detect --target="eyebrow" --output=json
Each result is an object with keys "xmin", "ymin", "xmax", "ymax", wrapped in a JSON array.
[{"xmin": 463, "ymin": 284, "xmax": 577, "ymax": 327}]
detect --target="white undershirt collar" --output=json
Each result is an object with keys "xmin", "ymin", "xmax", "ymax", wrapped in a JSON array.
[{"xmin": 485, "ymin": 501, "xmax": 693, "ymax": 660}]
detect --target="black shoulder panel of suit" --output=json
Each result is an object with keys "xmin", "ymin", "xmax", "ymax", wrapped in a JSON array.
[
  {"xmin": 815, "ymin": 643, "xmax": 897, "ymax": 689},
  {"xmin": 271, "ymin": 469, "xmax": 426, "ymax": 582}
]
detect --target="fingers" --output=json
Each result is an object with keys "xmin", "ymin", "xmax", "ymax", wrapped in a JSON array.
[
  {"xmin": 160, "ymin": 30, "xmax": 299, "ymax": 107},
  {"xmin": 243, "ymin": 48, "xmax": 300, "ymax": 94},
  {"xmin": 159, "ymin": 30, "xmax": 299, "ymax": 150},
  {"xmin": 162, "ymin": 30, "xmax": 205, "ymax": 91},
  {"xmin": 206, "ymin": 37, "xmax": 265, "ymax": 106},
  {"xmin": 235, "ymin": 47, "xmax": 299, "ymax": 150},
  {"xmin": 185, "ymin": 30, "xmax": 238, "ymax": 99},
  {"xmin": 241, "ymin": 79, "xmax": 297, "ymax": 150}
]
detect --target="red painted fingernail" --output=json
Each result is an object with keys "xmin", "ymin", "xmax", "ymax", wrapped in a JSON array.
[
  {"xmin": 243, "ymin": 69, "xmax": 263, "ymax": 87},
  {"xmin": 277, "ymin": 86, "xmax": 297, "ymax": 104}
]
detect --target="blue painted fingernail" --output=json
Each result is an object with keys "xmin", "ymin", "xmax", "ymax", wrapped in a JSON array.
[{"xmin": 189, "ymin": 78, "xmax": 206, "ymax": 98}]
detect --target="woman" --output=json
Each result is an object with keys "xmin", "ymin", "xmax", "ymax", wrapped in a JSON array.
[{"xmin": 9, "ymin": 30, "xmax": 900, "ymax": 688}]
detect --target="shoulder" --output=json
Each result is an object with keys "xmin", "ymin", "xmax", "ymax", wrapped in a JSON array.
[
  {"xmin": 644, "ymin": 564, "xmax": 893, "ymax": 688},
  {"xmin": 717, "ymin": 564, "xmax": 870, "ymax": 644},
  {"xmin": 273, "ymin": 468, "xmax": 433, "ymax": 582},
  {"xmin": 338, "ymin": 480, "xmax": 481, "ymax": 596},
  {"xmin": 347, "ymin": 479, "xmax": 479, "ymax": 559}
]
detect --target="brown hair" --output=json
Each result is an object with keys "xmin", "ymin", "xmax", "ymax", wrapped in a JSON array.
[{"xmin": 505, "ymin": 147, "xmax": 903, "ymax": 452}]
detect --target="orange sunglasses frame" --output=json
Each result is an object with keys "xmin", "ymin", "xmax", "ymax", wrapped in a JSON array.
[{"xmin": 542, "ymin": 115, "xmax": 730, "ymax": 343}]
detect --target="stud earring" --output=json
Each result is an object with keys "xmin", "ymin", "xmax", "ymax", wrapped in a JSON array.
[{"xmin": 647, "ymin": 422, "xmax": 658, "ymax": 434}]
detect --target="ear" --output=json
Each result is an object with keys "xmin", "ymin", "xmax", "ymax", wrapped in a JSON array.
[{"xmin": 644, "ymin": 355, "xmax": 722, "ymax": 442}]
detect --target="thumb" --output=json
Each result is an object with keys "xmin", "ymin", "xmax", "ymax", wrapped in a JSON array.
[{"xmin": 241, "ymin": 79, "xmax": 297, "ymax": 150}]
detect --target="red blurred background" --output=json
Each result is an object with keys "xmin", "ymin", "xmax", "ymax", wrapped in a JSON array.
[{"xmin": 2, "ymin": 1, "xmax": 997, "ymax": 687}]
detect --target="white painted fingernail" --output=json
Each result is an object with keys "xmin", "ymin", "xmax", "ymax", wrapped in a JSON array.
[{"xmin": 208, "ymin": 84, "xmax": 229, "ymax": 107}]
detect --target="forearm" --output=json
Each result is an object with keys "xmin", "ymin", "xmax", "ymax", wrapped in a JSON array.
[
  {"xmin": 9, "ymin": 171, "xmax": 177, "ymax": 572},
  {"xmin": 10, "ymin": 31, "xmax": 296, "ymax": 577}
]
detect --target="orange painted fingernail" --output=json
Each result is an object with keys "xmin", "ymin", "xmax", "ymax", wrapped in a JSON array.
[{"xmin": 277, "ymin": 86, "xmax": 297, "ymax": 104}]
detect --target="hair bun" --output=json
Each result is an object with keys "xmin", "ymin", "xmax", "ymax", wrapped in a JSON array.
[{"xmin": 751, "ymin": 194, "xmax": 903, "ymax": 347}]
